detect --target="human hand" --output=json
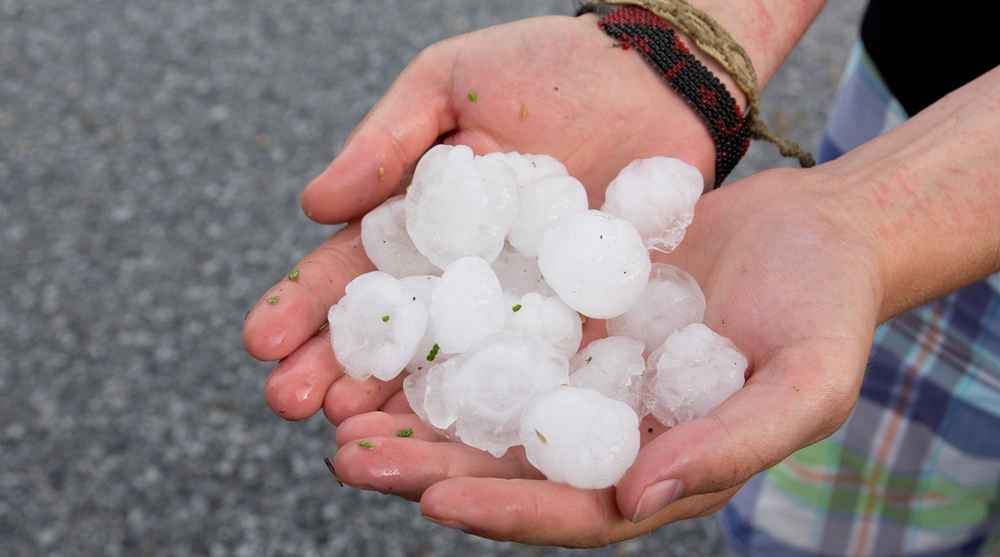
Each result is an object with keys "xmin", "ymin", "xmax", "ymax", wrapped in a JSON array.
[
  {"xmin": 328, "ymin": 166, "xmax": 884, "ymax": 547},
  {"xmin": 244, "ymin": 14, "xmax": 727, "ymax": 423}
]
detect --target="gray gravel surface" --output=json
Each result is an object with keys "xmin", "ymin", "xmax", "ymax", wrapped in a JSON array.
[{"xmin": 1, "ymin": 0, "xmax": 864, "ymax": 555}]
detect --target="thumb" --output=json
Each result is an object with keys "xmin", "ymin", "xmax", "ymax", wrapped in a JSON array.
[
  {"xmin": 301, "ymin": 43, "xmax": 458, "ymax": 224},
  {"xmin": 616, "ymin": 339, "xmax": 864, "ymax": 523}
]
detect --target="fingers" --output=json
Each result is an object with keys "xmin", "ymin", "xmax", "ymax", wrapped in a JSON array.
[
  {"xmin": 418, "ymin": 477, "xmax": 738, "ymax": 547},
  {"xmin": 380, "ymin": 389, "xmax": 413, "ymax": 413},
  {"xmin": 323, "ymin": 373, "xmax": 406, "ymax": 425},
  {"xmin": 243, "ymin": 222, "xmax": 372, "ymax": 361},
  {"xmin": 301, "ymin": 44, "xmax": 459, "ymax": 224},
  {"xmin": 264, "ymin": 331, "xmax": 342, "ymax": 420},
  {"xmin": 335, "ymin": 411, "xmax": 441, "ymax": 444},
  {"xmin": 333, "ymin": 438, "xmax": 535, "ymax": 502},
  {"xmin": 616, "ymin": 337, "xmax": 865, "ymax": 523}
]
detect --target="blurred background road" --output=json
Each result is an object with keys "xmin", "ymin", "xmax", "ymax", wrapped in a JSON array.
[{"xmin": 1, "ymin": 1, "xmax": 864, "ymax": 555}]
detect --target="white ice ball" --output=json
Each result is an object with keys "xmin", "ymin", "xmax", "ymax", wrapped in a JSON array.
[
  {"xmin": 360, "ymin": 195, "xmax": 438, "ymax": 277},
  {"xmin": 404, "ymin": 357, "xmax": 461, "ymax": 431},
  {"xmin": 429, "ymin": 257, "xmax": 506, "ymax": 354},
  {"xmin": 519, "ymin": 386, "xmax": 640, "ymax": 489},
  {"xmin": 508, "ymin": 175, "xmax": 588, "ymax": 257},
  {"xmin": 504, "ymin": 292, "xmax": 582, "ymax": 358},
  {"xmin": 498, "ymin": 152, "xmax": 568, "ymax": 188},
  {"xmin": 601, "ymin": 157, "xmax": 703, "ymax": 253},
  {"xmin": 449, "ymin": 333, "xmax": 569, "ymax": 457},
  {"xmin": 491, "ymin": 243, "xmax": 553, "ymax": 297},
  {"xmin": 328, "ymin": 271, "xmax": 429, "ymax": 381},
  {"xmin": 570, "ymin": 336, "xmax": 646, "ymax": 413},
  {"xmin": 647, "ymin": 323, "xmax": 747, "ymax": 427},
  {"xmin": 606, "ymin": 263, "xmax": 706, "ymax": 352},
  {"xmin": 537, "ymin": 210, "xmax": 651, "ymax": 319},
  {"xmin": 405, "ymin": 145, "xmax": 518, "ymax": 268},
  {"xmin": 399, "ymin": 275, "xmax": 442, "ymax": 374}
]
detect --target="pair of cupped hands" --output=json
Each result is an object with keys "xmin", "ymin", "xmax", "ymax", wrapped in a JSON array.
[{"xmin": 244, "ymin": 16, "xmax": 883, "ymax": 547}]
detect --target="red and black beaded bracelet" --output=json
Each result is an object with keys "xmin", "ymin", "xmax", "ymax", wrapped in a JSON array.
[{"xmin": 579, "ymin": 3, "xmax": 751, "ymax": 186}]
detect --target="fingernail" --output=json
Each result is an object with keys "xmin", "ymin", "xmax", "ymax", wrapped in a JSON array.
[
  {"xmin": 424, "ymin": 515, "xmax": 468, "ymax": 531},
  {"xmin": 631, "ymin": 479, "xmax": 683, "ymax": 523},
  {"xmin": 324, "ymin": 457, "xmax": 344, "ymax": 487}
]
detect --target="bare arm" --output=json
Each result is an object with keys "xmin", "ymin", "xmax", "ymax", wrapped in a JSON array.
[{"xmin": 823, "ymin": 65, "xmax": 1000, "ymax": 320}]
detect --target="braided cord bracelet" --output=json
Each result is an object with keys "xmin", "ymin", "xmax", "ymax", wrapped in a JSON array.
[{"xmin": 579, "ymin": 1, "xmax": 815, "ymax": 186}]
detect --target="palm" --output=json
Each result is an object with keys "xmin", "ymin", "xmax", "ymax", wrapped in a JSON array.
[{"xmin": 428, "ymin": 16, "xmax": 717, "ymax": 204}]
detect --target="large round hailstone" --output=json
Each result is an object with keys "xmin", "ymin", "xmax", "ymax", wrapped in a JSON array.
[
  {"xmin": 606, "ymin": 263, "xmax": 706, "ymax": 352},
  {"xmin": 360, "ymin": 195, "xmax": 438, "ymax": 277},
  {"xmin": 405, "ymin": 145, "xmax": 518, "ymax": 267},
  {"xmin": 497, "ymin": 152, "xmax": 568, "ymax": 188},
  {"xmin": 647, "ymin": 323, "xmax": 747, "ymax": 426},
  {"xmin": 504, "ymin": 292, "xmax": 582, "ymax": 358},
  {"xmin": 328, "ymin": 271, "xmax": 428, "ymax": 381},
  {"xmin": 537, "ymin": 210, "xmax": 651, "ymax": 319},
  {"xmin": 491, "ymin": 243, "xmax": 553, "ymax": 297},
  {"xmin": 601, "ymin": 157, "xmax": 704, "ymax": 253},
  {"xmin": 570, "ymin": 336, "xmax": 646, "ymax": 412},
  {"xmin": 520, "ymin": 387, "xmax": 640, "ymax": 489},
  {"xmin": 399, "ymin": 275, "xmax": 442, "ymax": 374},
  {"xmin": 508, "ymin": 175, "xmax": 589, "ymax": 257},
  {"xmin": 449, "ymin": 333, "xmax": 569, "ymax": 457},
  {"xmin": 430, "ymin": 257, "xmax": 506, "ymax": 354}
]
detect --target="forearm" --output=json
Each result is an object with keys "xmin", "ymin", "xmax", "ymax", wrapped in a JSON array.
[
  {"xmin": 823, "ymin": 66, "xmax": 1000, "ymax": 321},
  {"xmin": 686, "ymin": 0, "xmax": 827, "ymax": 90}
]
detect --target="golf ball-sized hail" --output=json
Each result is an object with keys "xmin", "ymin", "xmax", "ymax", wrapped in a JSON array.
[
  {"xmin": 519, "ymin": 387, "xmax": 640, "ymax": 489},
  {"xmin": 537, "ymin": 210, "xmax": 651, "ymax": 319},
  {"xmin": 405, "ymin": 145, "xmax": 518, "ymax": 268},
  {"xmin": 446, "ymin": 333, "xmax": 570, "ymax": 457},
  {"xmin": 646, "ymin": 323, "xmax": 748, "ymax": 427},
  {"xmin": 498, "ymin": 152, "xmax": 569, "ymax": 188},
  {"xmin": 601, "ymin": 157, "xmax": 703, "ymax": 253},
  {"xmin": 508, "ymin": 175, "xmax": 589, "ymax": 257},
  {"xmin": 570, "ymin": 336, "xmax": 646, "ymax": 413},
  {"xmin": 328, "ymin": 271, "xmax": 428, "ymax": 381},
  {"xmin": 491, "ymin": 244, "xmax": 553, "ymax": 297},
  {"xmin": 430, "ymin": 257, "xmax": 506, "ymax": 354},
  {"xmin": 360, "ymin": 195, "xmax": 438, "ymax": 277},
  {"xmin": 606, "ymin": 263, "xmax": 706, "ymax": 352},
  {"xmin": 400, "ymin": 275, "xmax": 442, "ymax": 374},
  {"xmin": 504, "ymin": 292, "xmax": 583, "ymax": 358}
]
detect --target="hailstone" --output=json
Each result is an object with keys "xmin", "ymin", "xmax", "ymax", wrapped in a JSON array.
[
  {"xmin": 404, "ymin": 357, "xmax": 462, "ymax": 431},
  {"xmin": 400, "ymin": 275, "xmax": 442, "ymax": 374},
  {"xmin": 570, "ymin": 336, "xmax": 646, "ymax": 412},
  {"xmin": 508, "ymin": 175, "xmax": 588, "ymax": 257},
  {"xmin": 448, "ymin": 333, "xmax": 569, "ymax": 457},
  {"xmin": 647, "ymin": 323, "xmax": 748, "ymax": 426},
  {"xmin": 405, "ymin": 145, "xmax": 518, "ymax": 267},
  {"xmin": 491, "ymin": 243, "xmax": 553, "ymax": 297},
  {"xmin": 360, "ymin": 195, "xmax": 438, "ymax": 277},
  {"xmin": 498, "ymin": 152, "xmax": 568, "ymax": 188},
  {"xmin": 328, "ymin": 271, "xmax": 428, "ymax": 381},
  {"xmin": 519, "ymin": 386, "xmax": 640, "ymax": 489},
  {"xmin": 537, "ymin": 210, "xmax": 651, "ymax": 318},
  {"xmin": 504, "ymin": 292, "xmax": 582, "ymax": 358},
  {"xmin": 429, "ymin": 257, "xmax": 505, "ymax": 354},
  {"xmin": 601, "ymin": 157, "xmax": 703, "ymax": 253},
  {"xmin": 606, "ymin": 263, "xmax": 705, "ymax": 352}
]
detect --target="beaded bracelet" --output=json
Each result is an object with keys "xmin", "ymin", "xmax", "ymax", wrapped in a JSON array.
[{"xmin": 579, "ymin": 3, "xmax": 752, "ymax": 186}]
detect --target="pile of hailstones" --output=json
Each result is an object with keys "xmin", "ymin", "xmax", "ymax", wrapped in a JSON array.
[{"xmin": 329, "ymin": 145, "xmax": 747, "ymax": 490}]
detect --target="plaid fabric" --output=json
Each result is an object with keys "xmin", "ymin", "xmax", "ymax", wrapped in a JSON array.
[{"xmin": 719, "ymin": 42, "xmax": 1000, "ymax": 557}]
